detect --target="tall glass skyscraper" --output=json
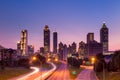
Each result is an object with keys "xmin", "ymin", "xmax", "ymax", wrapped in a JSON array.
[
  {"xmin": 44, "ymin": 25, "xmax": 50, "ymax": 53},
  {"xmin": 53, "ymin": 32, "xmax": 57, "ymax": 54},
  {"xmin": 100, "ymin": 23, "xmax": 109, "ymax": 53}
]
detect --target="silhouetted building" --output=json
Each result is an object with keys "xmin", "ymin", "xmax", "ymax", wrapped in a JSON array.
[
  {"xmin": 53, "ymin": 32, "xmax": 57, "ymax": 54},
  {"xmin": 71, "ymin": 42, "xmax": 77, "ymax": 54},
  {"xmin": 78, "ymin": 41, "xmax": 87, "ymax": 59},
  {"xmin": 0, "ymin": 45, "xmax": 5, "ymax": 61},
  {"xmin": 68, "ymin": 45, "xmax": 72, "ymax": 54},
  {"xmin": 87, "ymin": 40, "xmax": 102, "ymax": 57},
  {"xmin": 21, "ymin": 30, "xmax": 28, "ymax": 55},
  {"xmin": 100, "ymin": 23, "xmax": 109, "ymax": 54},
  {"xmin": 44, "ymin": 25, "xmax": 50, "ymax": 53},
  {"xmin": 63, "ymin": 44, "xmax": 68, "ymax": 61},
  {"xmin": 28, "ymin": 45, "xmax": 34, "ymax": 55},
  {"xmin": 40, "ymin": 47, "xmax": 44, "ymax": 54},
  {"xmin": 58, "ymin": 42, "xmax": 64, "ymax": 60},
  {"xmin": 17, "ymin": 41, "xmax": 21, "ymax": 54},
  {"xmin": 87, "ymin": 33, "xmax": 94, "ymax": 44}
]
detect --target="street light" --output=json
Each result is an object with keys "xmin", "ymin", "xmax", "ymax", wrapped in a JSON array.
[
  {"xmin": 91, "ymin": 57, "xmax": 95, "ymax": 64},
  {"xmin": 54, "ymin": 58, "xmax": 58, "ymax": 62},
  {"xmin": 32, "ymin": 56, "xmax": 37, "ymax": 61}
]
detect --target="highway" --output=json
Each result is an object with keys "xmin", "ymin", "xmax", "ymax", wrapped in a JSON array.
[
  {"xmin": 12, "ymin": 62, "xmax": 56, "ymax": 80},
  {"xmin": 75, "ymin": 66, "xmax": 98, "ymax": 80},
  {"xmin": 10, "ymin": 62, "xmax": 98, "ymax": 80},
  {"xmin": 47, "ymin": 61, "xmax": 71, "ymax": 80}
]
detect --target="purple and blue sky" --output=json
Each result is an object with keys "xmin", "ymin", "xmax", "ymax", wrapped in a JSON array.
[{"xmin": 0, "ymin": 0, "xmax": 120, "ymax": 51}]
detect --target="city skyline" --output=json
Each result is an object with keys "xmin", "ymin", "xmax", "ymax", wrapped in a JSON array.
[{"xmin": 0, "ymin": 0, "xmax": 120, "ymax": 51}]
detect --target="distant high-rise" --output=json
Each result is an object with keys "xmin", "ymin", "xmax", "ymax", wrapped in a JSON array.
[
  {"xmin": 53, "ymin": 32, "xmax": 57, "ymax": 54},
  {"xmin": 40, "ymin": 47, "xmax": 44, "ymax": 54},
  {"xmin": 86, "ymin": 33, "xmax": 102, "ymax": 57},
  {"xmin": 44, "ymin": 25, "xmax": 50, "ymax": 53},
  {"xmin": 87, "ymin": 33, "xmax": 94, "ymax": 44},
  {"xmin": 63, "ymin": 44, "xmax": 68, "ymax": 61},
  {"xmin": 21, "ymin": 30, "xmax": 28, "ymax": 55},
  {"xmin": 78, "ymin": 41, "xmax": 87, "ymax": 58},
  {"xmin": 58, "ymin": 42, "xmax": 64, "ymax": 60},
  {"xmin": 28, "ymin": 45, "xmax": 34, "ymax": 55},
  {"xmin": 100, "ymin": 23, "xmax": 109, "ymax": 53},
  {"xmin": 86, "ymin": 40, "xmax": 102, "ymax": 56},
  {"xmin": 17, "ymin": 41, "xmax": 21, "ymax": 54},
  {"xmin": 71, "ymin": 42, "xmax": 76, "ymax": 54}
]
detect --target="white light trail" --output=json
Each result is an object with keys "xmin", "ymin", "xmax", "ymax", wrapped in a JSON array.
[
  {"xmin": 34, "ymin": 62, "xmax": 56, "ymax": 80},
  {"xmin": 17, "ymin": 67, "xmax": 39, "ymax": 80}
]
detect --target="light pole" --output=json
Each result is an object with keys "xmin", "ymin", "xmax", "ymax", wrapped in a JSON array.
[{"xmin": 32, "ymin": 56, "xmax": 42, "ymax": 80}]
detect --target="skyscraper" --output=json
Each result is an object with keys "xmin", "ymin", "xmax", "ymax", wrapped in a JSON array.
[
  {"xmin": 44, "ymin": 25, "xmax": 50, "ymax": 53},
  {"xmin": 86, "ymin": 32, "xmax": 102, "ymax": 57},
  {"xmin": 100, "ymin": 23, "xmax": 109, "ymax": 53},
  {"xmin": 28, "ymin": 45, "xmax": 34, "ymax": 55},
  {"xmin": 87, "ymin": 33, "xmax": 94, "ymax": 44},
  {"xmin": 21, "ymin": 30, "xmax": 28, "ymax": 55},
  {"xmin": 71, "ymin": 42, "xmax": 77, "ymax": 54},
  {"xmin": 17, "ymin": 41, "xmax": 21, "ymax": 54},
  {"xmin": 58, "ymin": 42, "xmax": 64, "ymax": 60},
  {"xmin": 78, "ymin": 41, "xmax": 87, "ymax": 58},
  {"xmin": 53, "ymin": 32, "xmax": 57, "ymax": 54}
]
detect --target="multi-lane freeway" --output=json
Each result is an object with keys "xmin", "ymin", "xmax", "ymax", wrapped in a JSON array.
[
  {"xmin": 10, "ymin": 61, "xmax": 98, "ymax": 80},
  {"xmin": 75, "ymin": 66, "xmax": 98, "ymax": 80},
  {"xmin": 47, "ymin": 61, "xmax": 71, "ymax": 80}
]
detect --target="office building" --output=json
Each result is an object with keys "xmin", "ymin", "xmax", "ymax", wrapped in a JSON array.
[
  {"xmin": 58, "ymin": 42, "xmax": 64, "ymax": 60},
  {"xmin": 28, "ymin": 45, "xmax": 34, "ymax": 55},
  {"xmin": 44, "ymin": 25, "xmax": 50, "ymax": 53},
  {"xmin": 87, "ymin": 33, "xmax": 94, "ymax": 44},
  {"xmin": 78, "ymin": 41, "xmax": 87, "ymax": 58},
  {"xmin": 53, "ymin": 32, "xmax": 57, "ymax": 54},
  {"xmin": 87, "ymin": 40, "xmax": 102, "ymax": 57},
  {"xmin": 21, "ymin": 30, "xmax": 28, "ymax": 55},
  {"xmin": 71, "ymin": 42, "xmax": 77, "ymax": 54},
  {"xmin": 100, "ymin": 23, "xmax": 109, "ymax": 53}
]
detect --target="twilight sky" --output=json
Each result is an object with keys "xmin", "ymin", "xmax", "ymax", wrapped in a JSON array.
[{"xmin": 0, "ymin": 0, "xmax": 120, "ymax": 51}]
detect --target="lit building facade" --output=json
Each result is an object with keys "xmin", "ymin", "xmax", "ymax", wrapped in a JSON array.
[
  {"xmin": 100, "ymin": 23, "xmax": 109, "ymax": 54},
  {"xmin": 53, "ymin": 32, "xmax": 57, "ymax": 54},
  {"xmin": 21, "ymin": 30, "xmax": 28, "ymax": 55},
  {"xmin": 44, "ymin": 25, "xmax": 50, "ymax": 53}
]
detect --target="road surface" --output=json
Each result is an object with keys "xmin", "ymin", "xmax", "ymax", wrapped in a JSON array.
[
  {"xmin": 47, "ymin": 62, "xmax": 71, "ymax": 80},
  {"xmin": 10, "ymin": 62, "xmax": 56, "ymax": 80},
  {"xmin": 75, "ymin": 66, "xmax": 98, "ymax": 80}
]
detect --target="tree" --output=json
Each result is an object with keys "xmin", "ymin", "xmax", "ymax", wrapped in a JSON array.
[
  {"xmin": 108, "ymin": 50, "xmax": 120, "ymax": 72},
  {"xmin": 94, "ymin": 53, "xmax": 106, "ymax": 72}
]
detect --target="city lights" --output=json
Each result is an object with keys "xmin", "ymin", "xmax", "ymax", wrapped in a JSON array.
[{"xmin": 0, "ymin": 0, "xmax": 120, "ymax": 80}]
